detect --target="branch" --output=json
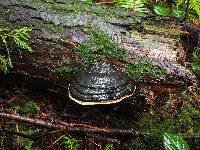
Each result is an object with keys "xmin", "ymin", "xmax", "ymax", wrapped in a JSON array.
[{"xmin": 0, "ymin": 112, "xmax": 149, "ymax": 136}]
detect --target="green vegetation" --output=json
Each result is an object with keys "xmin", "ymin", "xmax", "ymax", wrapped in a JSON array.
[
  {"xmin": 0, "ymin": 134, "xmax": 5, "ymax": 148},
  {"xmin": 126, "ymin": 60, "xmax": 167, "ymax": 82},
  {"xmin": 134, "ymin": 90, "xmax": 200, "ymax": 149},
  {"xmin": 43, "ymin": 21, "xmax": 65, "ymax": 33},
  {"xmin": 176, "ymin": 0, "xmax": 200, "ymax": 20},
  {"xmin": 105, "ymin": 143, "xmax": 113, "ymax": 150},
  {"xmin": 7, "ymin": 126, "xmax": 41, "ymax": 150},
  {"xmin": 151, "ymin": 0, "xmax": 200, "ymax": 21},
  {"xmin": 82, "ymin": 0, "xmax": 200, "ymax": 22},
  {"xmin": 0, "ymin": 26, "xmax": 32, "ymax": 73},
  {"xmin": 74, "ymin": 29, "xmax": 127, "ymax": 67},
  {"xmin": 55, "ymin": 59, "xmax": 74, "ymax": 73},
  {"xmin": 11, "ymin": 99, "xmax": 38, "ymax": 116},
  {"xmin": 56, "ymin": 135, "xmax": 80, "ymax": 150},
  {"xmin": 191, "ymin": 47, "xmax": 200, "ymax": 72},
  {"xmin": 0, "ymin": 97, "xmax": 40, "ymax": 150},
  {"xmin": 14, "ymin": 138, "xmax": 34, "ymax": 150},
  {"xmin": 113, "ymin": 0, "xmax": 149, "ymax": 13},
  {"xmin": 50, "ymin": 1, "xmax": 129, "ymax": 18},
  {"xmin": 1, "ymin": 0, "xmax": 200, "ymax": 149},
  {"xmin": 163, "ymin": 132, "xmax": 190, "ymax": 150},
  {"xmin": 139, "ymin": 102, "xmax": 200, "ymax": 135}
]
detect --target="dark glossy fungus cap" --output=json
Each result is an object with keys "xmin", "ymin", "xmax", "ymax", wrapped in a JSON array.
[{"xmin": 68, "ymin": 59, "xmax": 134, "ymax": 105}]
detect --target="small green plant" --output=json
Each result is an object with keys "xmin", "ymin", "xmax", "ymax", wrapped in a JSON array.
[
  {"xmin": 105, "ymin": 143, "xmax": 113, "ymax": 150},
  {"xmin": 82, "ymin": 0, "xmax": 93, "ymax": 4},
  {"xmin": 15, "ymin": 138, "xmax": 33, "ymax": 150},
  {"xmin": 13, "ymin": 127, "xmax": 41, "ymax": 150},
  {"xmin": 126, "ymin": 60, "xmax": 166, "ymax": 82},
  {"xmin": 191, "ymin": 47, "xmax": 200, "ymax": 72},
  {"xmin": 163, "ymin": 132, "xmax": 190, "ymax": 150},
  {"xmin": 113, "ymin": 0, "xmax": 149, "ymax": 13},
  {"xmin": 153, "ymin": 5, "xmax": 171, "ymax": 17},
  {"xmin": 153, "ymin": 4, "xmax": 186, "ymax": 18},
  {"xmin": 176, "ymin": 0, "xmax": 200, "ymax": 20},
  {"xmin": 180, "ymin": 91, "xmax": 191, "ymax": 100},
  {"xmin": 0, "ymin": 134, "xmax": 5, "ymax": 148},
  {"xmin": 177, "ymin": 103, "xmax": 200, "ymax": 130},
  {"xmin": 23, "ymin": 101, "xmax": 38, "ymax": 115},
  {"xmin": 57, "ymin": 135, "xmax": 80, "ymax": 150},
  {"xmin": 0, "ymin": 26, "xmax": 32, "ymax": 73},
  {"xmin": 11, "ymin": 99, "xmax": 38, "ymax": 116},
  {"xmin": 153, "ymin": 0, "xmax": 200, "ymax": 21}
]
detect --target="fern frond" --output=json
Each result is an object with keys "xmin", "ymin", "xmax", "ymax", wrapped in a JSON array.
[
  {"xmin": 176, "ymin": 0, "xmax": 200, "ymax": 20},
  {"xmin": 0, "ymin": 55, "xmax": 12, "ymax": 73},
  {"xmin": 0, "ymin": 26, "xmax": 32, "ymax": 73},
  {"xmin": 113, "ymin": 0, "xmax": 149, "ymax": 13},
  {"xmin": 176, "ymin": 0, "xmax": 185, "ymax": 8},
  {"xmin": 13, "ymin": 27, "xmax": 32, "ymax": 52},
  {"xmin": 13, "ymin": 36, "xmax": 32, "ymax": 52},
  {"xmin": 14, "ymin": 27, "xmax": 31, "ymax": 41},
  {"xmin": 190, "ymin": 0, "xmax": 200, "ymax": 20}
]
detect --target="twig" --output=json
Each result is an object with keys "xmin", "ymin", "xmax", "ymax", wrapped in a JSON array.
[{"xmin": 0, "ymin": 112, "xmax": 149, "ymax": 136}]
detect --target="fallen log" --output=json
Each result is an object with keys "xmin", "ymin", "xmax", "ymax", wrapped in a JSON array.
[{"xmin": 0, "ymin": 0, "xmax": 198, "ymax": 96}]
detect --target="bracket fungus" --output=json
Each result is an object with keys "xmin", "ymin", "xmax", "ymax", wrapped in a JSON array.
[{"xmin": 68, "ymin": 59, "xmax": 134, "ymax": 105}]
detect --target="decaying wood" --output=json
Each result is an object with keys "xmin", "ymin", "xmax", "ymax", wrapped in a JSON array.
[
  {"xmin": 0, "ymin": 112, "xmax": 149, "ymax": 136},
  {"xmin": 0, "ymin": 0, "xmax": 198, "ymax": 95}
]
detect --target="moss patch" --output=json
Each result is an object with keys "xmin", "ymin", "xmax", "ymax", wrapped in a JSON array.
[
  {"xmin": 144, "ymin": 23, "xmax": 184, "ymax": 37},
  {"xmin": 126, "ymin": 61, "xmax": 167, "ymax": 82},
  {"xmin": 136, "ymin": 89, "xmax": 200, "ymax": 149},
  {"xmin": 42, "ymin": 21, "xmax": 65, "ymax": 33},
  {"xmin": 73, "ymin": 28, "xmax": 127, "ymax": 67},
  {"xmin": 139, "ymin": 102, "xmax": 200, "ymax": 135},
  {"xmin": 55, "ymin": 59, "xmax": 74, "ymax": 73},
  {"xmin": 49, "ymin": 2, "xmax": 129, "ymax": 18},
  {"xmin": 11, "ymin": 98, "xmax": 38, "ymax": 116}
]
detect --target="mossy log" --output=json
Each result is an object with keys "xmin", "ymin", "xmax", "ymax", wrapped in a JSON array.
[{"xmin": 0, "ymin": 0, "xmax": 198, "ymax": 95}]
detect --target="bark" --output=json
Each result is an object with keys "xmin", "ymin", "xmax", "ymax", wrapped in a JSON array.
[{"xmin": 0, "ymin": 0, "xmax": 198, "ymax": 95}]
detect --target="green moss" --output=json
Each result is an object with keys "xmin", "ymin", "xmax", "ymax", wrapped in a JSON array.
[
  {"xmin": 127, "ymin": 137, "xmax": 163, "ymax": 150},
  {"xmin": 126, "ymin": 61, "xmax": 167, "ymax": 82},
  {"xmin": 50, "ymin": 2, "xmax": 129, "ymax": 18},
  {"xmin": 180, "ymin": 91, "xmax": 191, "ymax": 100},
  {"xmin": 23, "ymin": 101, "xmax": 38, "ymax": 115},
  {"xmin": 177, "ymin": 103, "xmax": 200, "ymax": 130},
  {"xmin": 138, "ymin": 103, "xmax": 200, "ymax": 139},
  {"xmin": 191, "ymin": 47, "xmax": 200, "ymax": 72},
  {"xmin": 73, "ymin": 28, "xmax": 127, "ymax": 67},
  {"xmin": 43, "ymin": 21, "xmax": 65, "ymax": 33},
  {"xmin": 11, "ymin": 99, "xmax": 38, "ymax": 115},
  {"xmin": 56, "ymin": 134, "xmax": 80, "ymax": 150},
  {"xmin": 12, "ymin": 124, "xmax": 40, "ymax": 150},
  {"xmin": 0, "ymin": 134, "xmax": 5, "ymax": 147},
  {"xmin": 0, "ymin": 5, "xmax": 8, "ymax": 16},
  {"xmin": 55, "ymin": 59, "xmax": 74, "ymax": 73},
  {"xmin": 142, "ymin": 21, "xmax": 184, "ymax": 38}
]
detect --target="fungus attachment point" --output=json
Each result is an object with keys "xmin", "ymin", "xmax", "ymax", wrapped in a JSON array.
[{"xmin": 68, "ymin": 59, "xmax": 134, "ymax": 105}]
